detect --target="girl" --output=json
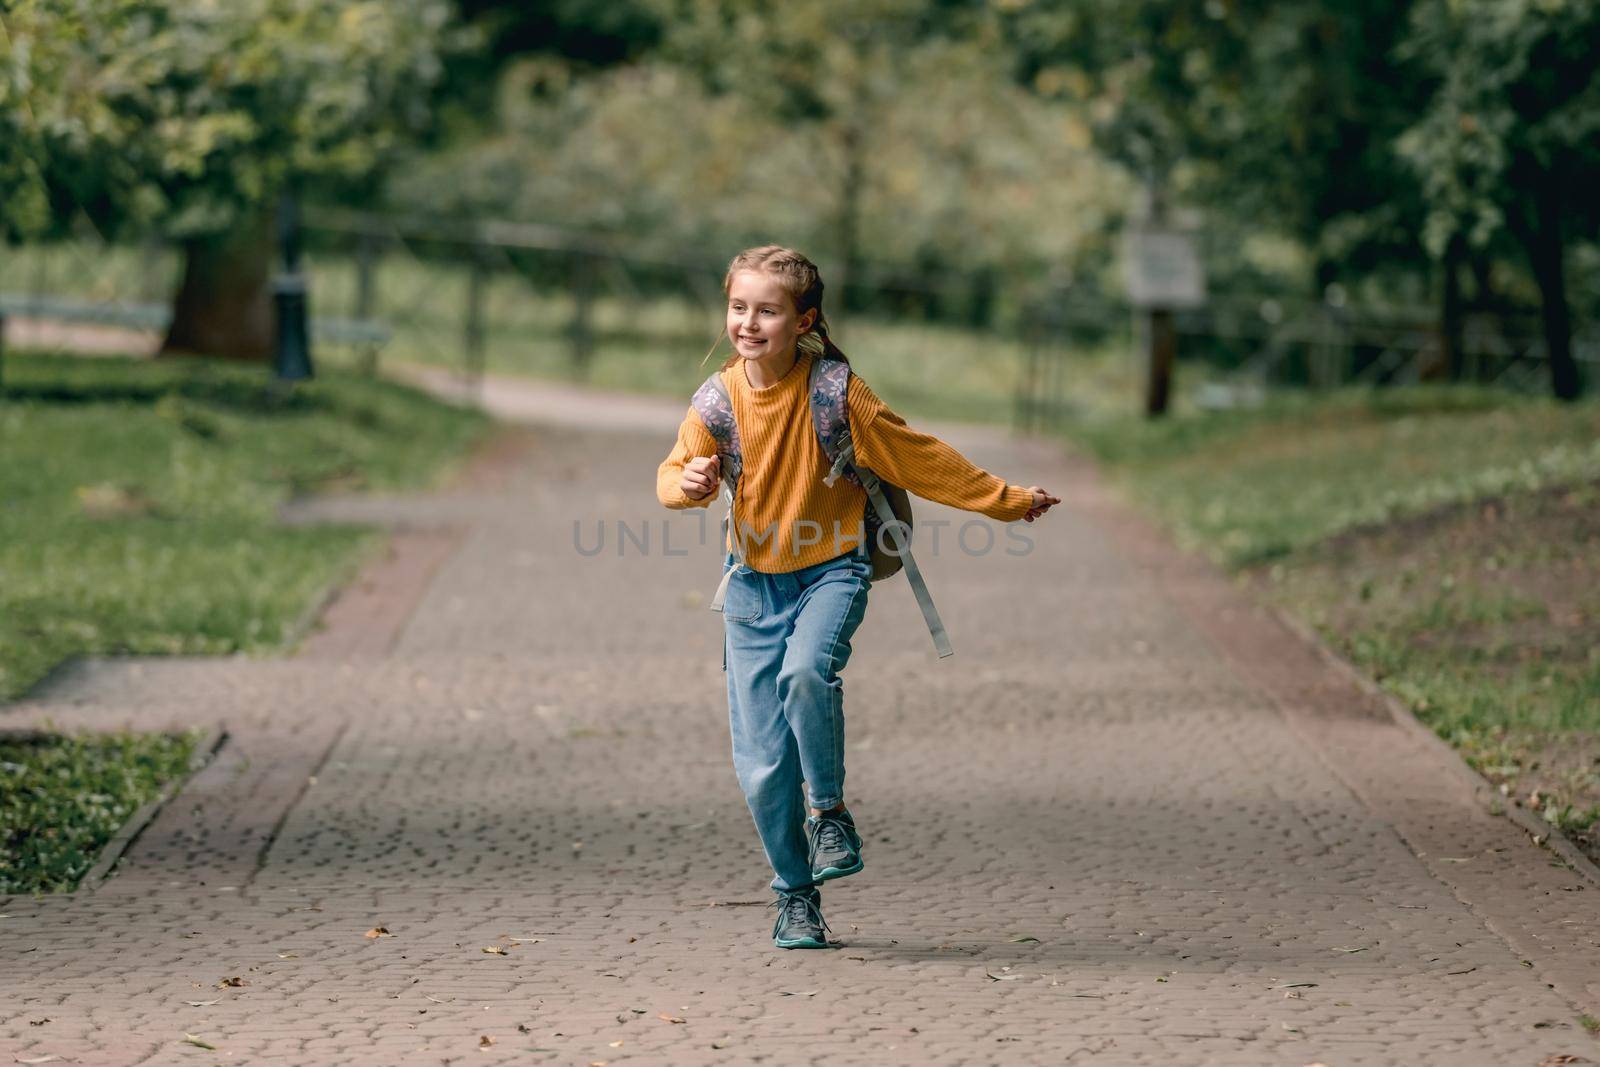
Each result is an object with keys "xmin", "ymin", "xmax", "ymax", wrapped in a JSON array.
[{"xmin": 656, "ymin": 246, "xmax": 1058, "ymax": 949}]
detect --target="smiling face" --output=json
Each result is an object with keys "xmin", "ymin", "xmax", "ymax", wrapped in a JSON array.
[{"xmin": 726, "ymin": 270, "xmax": 816, "ymax": 369}]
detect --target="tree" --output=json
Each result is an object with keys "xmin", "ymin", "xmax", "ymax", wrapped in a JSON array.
[
  {"xmin": 2, "ymin": 0, "xmax": 460, "ymax": 360},
  {"xmin": 390, "ymin": 0, "xmax": 1123, "ymax": 312},
  {"xmin": 999, "ymin": 0, "xmax": 1433, "ymax": 294},
  {"xmin": 1397, "ymin": 0, "xmax": 1599, "ymax": 400}
]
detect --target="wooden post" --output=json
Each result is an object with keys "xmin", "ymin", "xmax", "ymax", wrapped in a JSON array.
[
  {"xmin": 355, "ymin": 233, "xmax": 378, "ymax": 376},
  {"xmin": 569, "ymin": 250, "xmax": 596, "ymax": 375},
  {"xmin": 1123, "ymin": 180, "xmax": 1203, "ymax": 419},
  {"xmin": 1144, "ymin": 309, "xmax": 1175, "ymax": 417},
  {"xmin": 464, "ymin": 248, "xmax": 487, "ymax": 389}
]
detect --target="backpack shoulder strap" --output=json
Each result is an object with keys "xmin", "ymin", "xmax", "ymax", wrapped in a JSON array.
[
  {"xmin": 691, "ymin": 369, "xmax": 742, "ymax": 490},
  {"xmin": 692, "ymin": 369, "xmax": 749, "ymax": 614},
  {"xmin": 808, "ymin": 357, "xmax": 860, "ymax": 489},
  {"xmin": 806, "ymin": 358, "xmax": 953, "ymax": 658}
]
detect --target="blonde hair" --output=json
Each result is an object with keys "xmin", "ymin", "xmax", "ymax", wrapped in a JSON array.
[{"xmin": 701, "ymin": 245, "xmax": 849, "ymax": 370}]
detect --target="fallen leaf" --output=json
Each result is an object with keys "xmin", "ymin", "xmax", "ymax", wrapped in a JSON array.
[
  {"xmin": 1284, "ymin": 991, "xmax": 1303, "ymax": 1000},
  {"xmin": 778, "ymin": 990, "xmax": 819, "ymax": 997},
  {"xmin": 182, "ymin": 1034, "xmax": 217, "ymax": 1050},
  {"xmin": 479, "ymin": 1035, "xmax": 495, "ymax": 1049},
  {"xmin": 985, "ymin": 971, "xmax": 1024, "ymax": 982},
  {"xmin": 1007, "ymin": 935, "xmax": 1041, "ymax": 943},
  {"xmin": 517, "ymin": 1024, "xmax": 530, "ymax": 1033},
  {"xmin": 482, "ymin": 946, "xmax": 508, "ymax": 955},
  {"xmin": 15, "ymin": 1057, "xmax": 61, "ymax": 1065},
  {"xmin": 1332, "ymin": 946, "xmax": 1368, "ymax": 954},
  {"xmin": 185, "ymin": 999, "xmax": 221, "ymax": 1007},
  {"xmin": 1275, "ymin": 983, "xmax": 1318, "ymax": 990},
  {"xmin": 658, "ymin": 1013, "xmax": 686, "ymax": 1024},
  {"xmin": 1446, "ymin": 966, "xmax": 1477, "ymax": 976},
  {"xmin": 506, "ymin": 937, "xmax": 543, "ymax": 944},
  {"xmin": 276, "ymin": 952, "xmax": 298, "ymax": 960},
  {"xmin": 1537, "ymin": 1056, "xmax": 1586, "ymax": 1066},
  {"xmin": 609, "ymin": 1041, "xmax": 624, "ymax": 1048},
  {"xmin": 217, "ymin": 977, "xmax": 246, "ymax": 988},
  {"xmin": 365, "ymin": 927, "xmax": 393, "ymax": 939},
  {"xmin": 423, "ymin": 994, "xmax": 452, "ymax": 1005}
]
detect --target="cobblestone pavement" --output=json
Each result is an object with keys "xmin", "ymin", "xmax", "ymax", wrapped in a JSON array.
[{"xmin": 4, "ymin": 381, "xmax": 1598, "ymax": 1066}]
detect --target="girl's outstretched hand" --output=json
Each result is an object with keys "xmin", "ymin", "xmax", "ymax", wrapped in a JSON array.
[
  {"xmin": 1023, "ymin": 486, "xmax": 1060, "ymax": 523},
  {"xmin": 682, "ymin": 454, "xmax": 721, "ymax": 500}
]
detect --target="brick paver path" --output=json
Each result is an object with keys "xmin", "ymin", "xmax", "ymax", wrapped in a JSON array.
[{"xmin": 4, "ymin": 378, "xmax": 1598, "ymax": 1065}]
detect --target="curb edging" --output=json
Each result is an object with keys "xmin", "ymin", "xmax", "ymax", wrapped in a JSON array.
[
  {"xmin": 80, "ymin": 723, "xmax": 228, "ymax": 892},
  {"xmin": 1268, "ymin": 604, "xmax": 1600, "ymax": 888}
]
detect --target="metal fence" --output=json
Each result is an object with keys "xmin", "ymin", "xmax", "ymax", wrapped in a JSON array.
[{"xmin": 2, "ymin": 211, "xmax": 1595, "ymax": 429}]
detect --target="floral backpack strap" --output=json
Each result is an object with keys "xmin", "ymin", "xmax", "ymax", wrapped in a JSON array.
[
  {"xmin": 691, "ymin": 370, "xmax": 747, "ymax": 612},
  {"xmin": 690, "ymin": 370, "xmax": 742, "ymax": 492},
  {"xmin": 806, "ymin": 357, "xmax": 953, "ymax": 658}
]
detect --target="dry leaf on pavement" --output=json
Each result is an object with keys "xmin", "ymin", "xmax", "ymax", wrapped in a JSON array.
[
  {"xmin": 365, "ymin": 927, "xmax": 392, "ymax": 939},
  {"xmin": 181, "ymin": 1034, "xmax": 217, "ymax": 1050},
  {"xmin": 658, "ymin": 1012, "xmax": 686, "ymax": 1024}
]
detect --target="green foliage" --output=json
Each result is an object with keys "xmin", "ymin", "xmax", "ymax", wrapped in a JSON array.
[
  {"xmin": 1397, "ymin": 0, "xmax": 1600, "ymax": 257},
  {"xmin": 0, "ymin": 0, "xmax": 465, "ymax": 240},
  {"xmin": 0, "ymin": 352, "xmax": 488, "ymax": 699},
  {"xmin": 1000, "ymin": 0, "xmax": 1431, "ymax": 285},
  {"xmin": 1, "ymin": 728, "xmax": 199, "ymax": 893},
  {"xmin": 391, "ymin": 1, "xmax": 1126, "ymax": 291}
]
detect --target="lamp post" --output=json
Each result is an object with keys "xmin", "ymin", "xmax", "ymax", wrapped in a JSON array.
[{"xmin": 272, "ymin": 192, "xmax": 313, "ymax": 382}]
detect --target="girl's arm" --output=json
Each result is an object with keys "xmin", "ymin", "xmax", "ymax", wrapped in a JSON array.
[
  {"xmin": 846, "ymin": 377, "xmax": 1038, "ymax": 522},
  {"xmin": 656, "ymin": 408, "xmax": 721, "ymax": 510}
]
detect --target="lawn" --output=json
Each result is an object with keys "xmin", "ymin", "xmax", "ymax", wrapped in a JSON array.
[
  {"xmin": 1, "ymin": 729, "xmax": 201, "ymax": 893},
  {"xmin": 0, "ymin": 350, "xmax": 488, "ymax": 894},
  {"xmin": 0, "ymin": 351, "xmax": 489, "ymax": 700},
  {"xmin": 1072, "ymin": 387, "xmax": 1600, "ymax": 859}
]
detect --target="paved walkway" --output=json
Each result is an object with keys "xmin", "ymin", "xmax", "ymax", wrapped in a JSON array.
[{"xmin": 4, "ymin": 374, "xmax": 1599, "ymax": 1066}]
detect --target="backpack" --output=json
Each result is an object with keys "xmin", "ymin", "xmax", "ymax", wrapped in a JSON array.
[{"xmin": 690, "ymin": 356, "xmax": 954, "ymax": 658}]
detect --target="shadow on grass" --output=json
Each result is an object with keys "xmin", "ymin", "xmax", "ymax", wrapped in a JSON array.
[{"xmin": 1, "ymin": 378, "xmax": 332, "ymax": 415}]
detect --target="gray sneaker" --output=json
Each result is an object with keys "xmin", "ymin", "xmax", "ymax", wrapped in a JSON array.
[
  {"xmin": 770, "ymin": 887, "xmax": 828, "ymax": 949},
  {"xmin": 807, "ymin": 809, "xmax": 864, "ymax": 882}
]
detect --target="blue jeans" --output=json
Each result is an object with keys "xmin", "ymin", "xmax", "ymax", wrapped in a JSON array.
[{"xmin": 722, "ymin": 547, "xmax": 872, "ymax": 893}]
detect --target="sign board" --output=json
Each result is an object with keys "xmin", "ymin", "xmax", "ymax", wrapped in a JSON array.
[{"xmin": 1122, "ymin": 226, "xmax": 1206, "ymax": 310}]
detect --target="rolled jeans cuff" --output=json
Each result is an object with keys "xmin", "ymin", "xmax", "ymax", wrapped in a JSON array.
[{"xmin": 806, "ymin": 790, "xmax": 844, "ymax": 811}]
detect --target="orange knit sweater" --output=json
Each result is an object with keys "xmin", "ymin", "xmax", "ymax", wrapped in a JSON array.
[{"xmin": 656, "ymin": 351, "xmax": 1034, "ymax": 572}]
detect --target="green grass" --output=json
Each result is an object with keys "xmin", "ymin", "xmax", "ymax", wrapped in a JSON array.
[
  {"xmin": 0, "ymin": 351, "xmax": 489, "ymax": 699},
  {"xmin": 1072, "ymin": 387, "xmax": 1600, "ymax": 567},
  {"xmin": 1, "ymin": 728, "xmax": 201, "ymax": 894},
  {"xmin": 1076, "ymin": 387, "xmax": 1600, "ymax": 855}
]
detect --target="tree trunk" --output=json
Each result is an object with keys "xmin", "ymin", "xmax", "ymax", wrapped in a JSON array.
[
  {"xmin": 835, "ymin": 123, "xmax": 866, "ymax": 313},
  {"xmin": 1429, "ymin": 232, "xmax": 1466, "ymax": 383},
  {"xmin": 1518, "ymin": 177, "xmax": 1581, "ymax": 400},
  {"xmin": 161, "ymin": 210, "xmax": 275, "ymax": 361}
]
